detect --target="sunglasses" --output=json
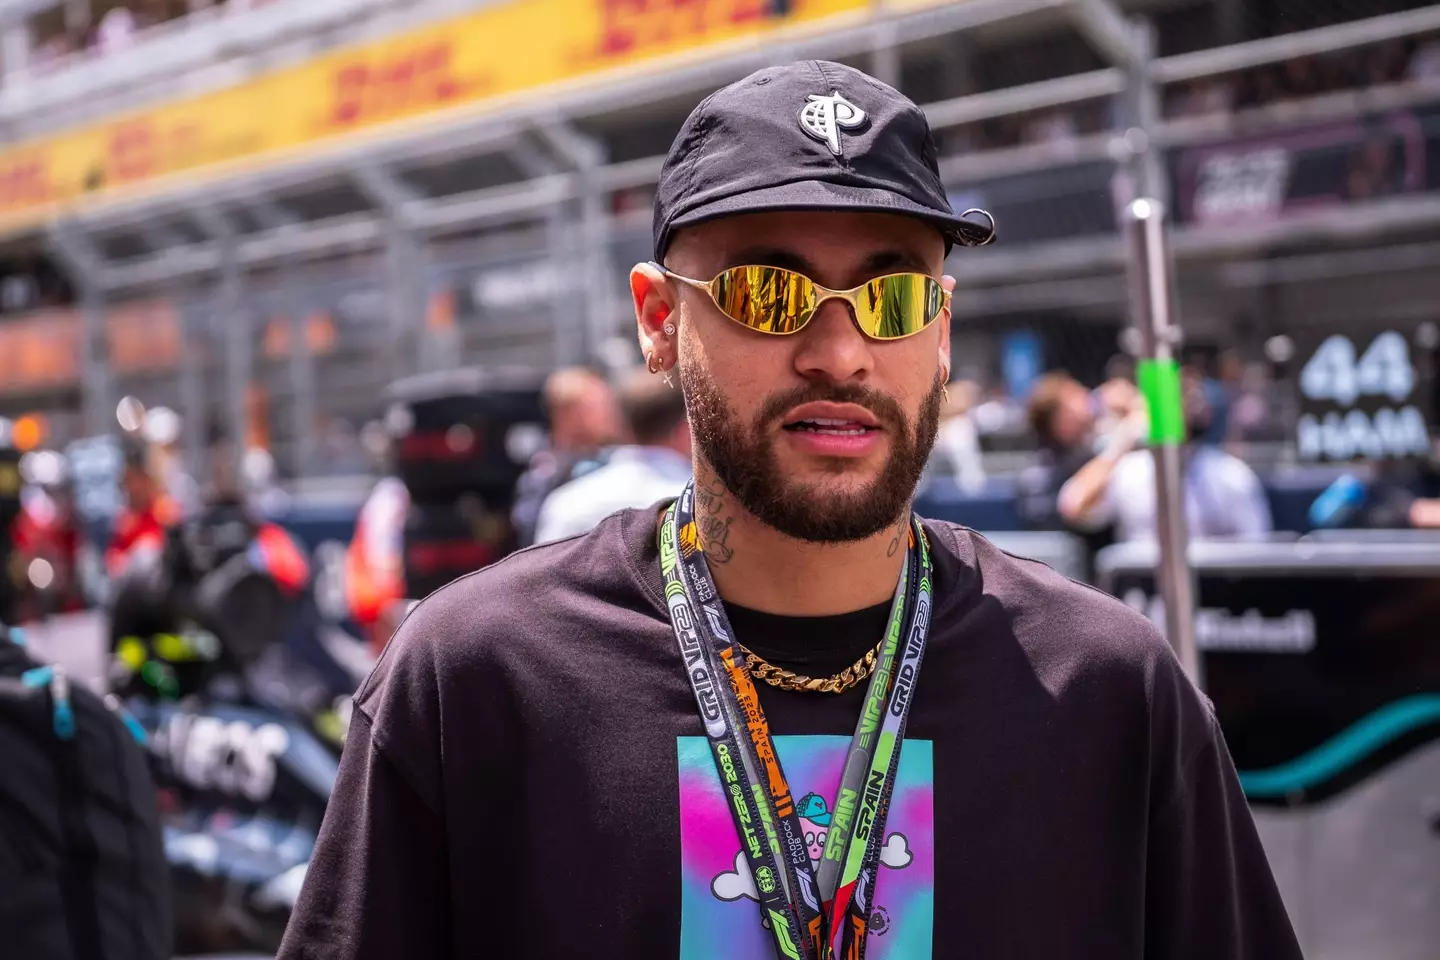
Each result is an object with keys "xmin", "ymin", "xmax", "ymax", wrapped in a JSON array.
[{"xmin": 654, "ymin": 263, "xmax": 948, "ymax": 341}]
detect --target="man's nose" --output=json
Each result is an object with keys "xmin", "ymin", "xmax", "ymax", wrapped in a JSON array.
[{"xmin": 793, "ymin": 297, "xmax": 874, "ymax": 384}]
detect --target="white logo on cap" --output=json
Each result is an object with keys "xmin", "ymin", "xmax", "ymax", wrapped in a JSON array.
[{"xmin": 798, "ymin": 92, "xmax": 866, "ymax": 156}]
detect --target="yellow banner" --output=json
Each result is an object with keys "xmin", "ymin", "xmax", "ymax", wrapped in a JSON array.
[{"xmin": 0, "ymin": 0, "xmax": 873, "ymax": 233}]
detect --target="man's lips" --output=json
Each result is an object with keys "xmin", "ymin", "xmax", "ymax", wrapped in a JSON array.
[{"xmin": 781, "ymin": 402, "xmax": 882, "ymax": 434}]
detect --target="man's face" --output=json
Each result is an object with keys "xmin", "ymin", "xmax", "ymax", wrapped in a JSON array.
[
  {"xmin": 553, "ymin": 380, "xmax": 623, "ymax": 451},
  {"xmin": 578, "ymin": 381, "xmax": 623, "ymax": 447},
  {"xmin": 665, "ymin": 211, "xmax": 951, "ymax": 543},
  {"xmin": 1052, "ymin": 383, "xmax": 1096, "ymax": 447}
]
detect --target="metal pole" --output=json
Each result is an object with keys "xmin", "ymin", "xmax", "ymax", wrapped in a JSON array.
[
  {"xmin": 45, "ymin": 223, "xmax": 113, "ymax": 437},
  {"xmin": 217, "ymin": 235, "xmax": 250, "ymax": 483},
  {"xmin": 79, "ymin": 284, "xmax": 112, "ymax": 438},
  {"xmin": 545, "ymin": 209, "xmax": 578, "ymax": 367},
  {"xmin": 351, "ymin": 163, "xmax": 425, "ymax": 383},
  {"xmin": 382, "ymin": 228, "xmax": 425, "ymax": 382},
  {"xmin": 538, "ymin": 122, "xmax": 610, "ymax": 363},
  {"xmin": 1116, "ymin": 19, "xmax": 1200, "ymax": 681},
  {"xmin": 870, "ymin": 16, "xmax": 901, "ymax": 89},
  {"xmin": 580, "ymin": 187, "xmax": 614, "ymax": 363},
  {"xmin": 1122, "ymin": 198, "xmax": 1200, "ymax": 682},
  {"xmin": 177, "ymin": 296, "xmax": 206, "ymax": 481},
  {"xmin": 287, "ymin": 289, "xmax": 318, "ymax": 478}
]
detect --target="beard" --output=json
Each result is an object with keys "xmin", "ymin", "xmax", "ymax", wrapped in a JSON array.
[{"xmin": 681, "ymin": 359, "xmax": 943, "ymax": 543}]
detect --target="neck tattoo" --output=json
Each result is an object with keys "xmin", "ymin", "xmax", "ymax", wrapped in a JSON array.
[
  {"xmin": 695, "ymin": 478, "xmax": 737, "ymax": 564},
  {"xmin": 886, "ymin": 515, "xmax": 909, "ymax": 558}
]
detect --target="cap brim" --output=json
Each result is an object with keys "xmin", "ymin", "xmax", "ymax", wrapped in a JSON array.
[{"xmin": 660, "ymin": 179, "xmax": 994, "ymax": 258}]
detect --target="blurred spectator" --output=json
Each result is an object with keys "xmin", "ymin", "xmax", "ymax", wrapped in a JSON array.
[
  {"xmin": 346, "ymin": 472, "xmax": 409, "ymax": 655},
  {"xmin": 1408, "ymin": 36, "xmax": 1440, "ymax": 81},
  {"xmin": 1095, "ymin": 370, "xmax": 1142, "ymax": 438},
  {"xmin": 105, "ymin": 436, "xmax": 177, "ymax": 579},
  {"xmin": 1226, "ymin": 362, "xmax": 1282, "ymax": 443},
  {"xmin": 510, "ymin": 366, "xmax": 623, "ymax": 548},
  {"xmin": 1014, "ymin": 371, "xmax": 1136, "ymax": 578},
  {"xmin": 94, "ymin": 4, "xmax": 139, "ymax": 55},
  {"xmin": 1345, "ymin": 133, "xmax": 1404, "ymax": 201},
  {"xmin": 533, "ymin": 367, "xmax": 691, "ymax": 544},
  {"xmin": 1060, "ymin": 368, "xmax": 1272, "ymax": 543},
  {"xmin": 1185, "ymin": 355, "xmax": 1232, "ymax": 447},
  {"xmin": 1281, "ymin": 57, "xmax": 1323, "ymax": 99},
  {"xmin": 1172, "ymin": 78, "xmax": 1235, "ymax": 118},
  {"xmin": 933, "ymin": 379, "xmax": 986, "ymax": 495},
  {"xmin": 1025, "ymin": 109, "xmax": 1077, "ymax": 145},
  {"xmin": 11, "ymin": 460, "xmax": 84, "ymax": 620},
  {"xmin": 969, "ymin": 384, "xmax": 1026, "ymax": 437}
]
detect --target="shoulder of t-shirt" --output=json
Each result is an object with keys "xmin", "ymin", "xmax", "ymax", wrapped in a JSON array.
[
  {"xmin": 924, "ymin": 519, "xmax": 1209, "ymax": 698},
  {"xmin": 924, "ymin": 519, "xmax": 1219, "ymax": 790},
  {"xmin": 354, "ymin": 508, "xmax": 651, "ymax": 712},
  {"xmin": 349, "ymin": 510, "xmax": 654, "ymax": 802},
  {"xmin": 923, "ymin": 519, "xmax": 1167, "ymax": 651}
]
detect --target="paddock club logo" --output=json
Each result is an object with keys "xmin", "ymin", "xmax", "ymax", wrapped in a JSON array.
[{"xmin": 1121, "ymin": 590, "xmax": 1317, "ymax": 653}]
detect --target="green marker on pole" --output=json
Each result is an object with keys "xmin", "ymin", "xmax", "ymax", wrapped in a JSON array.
[{"xmin": 1136, "ymin": 357, "xmax": 1186, "ymax": 445}]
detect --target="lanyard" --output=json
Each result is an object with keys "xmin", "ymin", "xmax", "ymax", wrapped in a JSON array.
[{"xmin": 660, "ymin": 482, "xmax": 934, "ymax": 960}]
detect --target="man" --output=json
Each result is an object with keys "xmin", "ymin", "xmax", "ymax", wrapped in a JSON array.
[
  {"xmin": 12, "ymin": 465, "xmax": 85, "ymax": 620},
  {"xmin": 105, "ymin": 438, "xmax": 177, "ymax": 579},
  {"xmin": 1060, "ymin": 367, "xmax": 1273, "ymax": 543},
  {"xmin": 280, "ymin": 61, "xmax": 1300, "ymax": 959},
  {"xmin": 345, "ymin": 472, "xmax": 410, "ymax": 654},
  {"xmin": 509, "ymin": 366, "xmax": 624, "ymax": 547},
  {"xmin": 533, "ymin": 366, "xmax": 692, "ymax": 543},
  {"xmin": 1014, "ymin": 370, "xmax": 1139, "ymax": 578}
]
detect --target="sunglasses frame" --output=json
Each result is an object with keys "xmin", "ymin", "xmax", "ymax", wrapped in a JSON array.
[{"xmin": 652, "ymin": 262, "xmax": 950, "ymax": 342}]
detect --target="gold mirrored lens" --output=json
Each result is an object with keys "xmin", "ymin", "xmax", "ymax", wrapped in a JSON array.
[
  {"xmin": 708, "ymin": 267, "xmax": 942, "ymax": 339},
  {"xmin": 711, "ymin": 266, "xmax": 817, "ymax": 334},
  {"xmin": 855, "ymin": 274, "xmax": 944, "ymax": 340}
]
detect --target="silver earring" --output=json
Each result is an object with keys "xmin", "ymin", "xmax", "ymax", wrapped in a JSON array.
[{"xmin": 663, "ymin": 321, "xmax": 676, "ymax": 336}]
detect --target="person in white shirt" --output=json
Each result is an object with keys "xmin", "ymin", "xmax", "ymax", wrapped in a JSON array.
[
  {"xmin": 94, "ymin": 6, "xmax": 138, "ymax": 54},
  {"xmin": 933, "ymin": 378, "xmax": 985, "ymax": 494},
  {"xmin": 533, "ymin": 367, "xmax": 692, "ymax": 544},
  {"xmin": 1059, "ymin": 365, "xmax": 1272, "ymax": 543}
]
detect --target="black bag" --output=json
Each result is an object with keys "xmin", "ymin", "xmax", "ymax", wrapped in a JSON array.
[{"xmin": 0, "ymin": 625, "xmax": 171, "ymax": 960}]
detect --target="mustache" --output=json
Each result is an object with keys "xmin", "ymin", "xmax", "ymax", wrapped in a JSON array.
[{"xmin": 756, "ymin": 382, "xmax": 907, "ymax": 430}]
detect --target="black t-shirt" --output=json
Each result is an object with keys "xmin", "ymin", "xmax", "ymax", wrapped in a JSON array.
[{"xmin": 278, "ymin": 508, "xmax": 1300, "ymax": 960}]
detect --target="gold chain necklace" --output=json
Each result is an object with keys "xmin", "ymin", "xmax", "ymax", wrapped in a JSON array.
[{"xmin": 739, "ymin": 640, "xmax": 884, "ymax": 695}]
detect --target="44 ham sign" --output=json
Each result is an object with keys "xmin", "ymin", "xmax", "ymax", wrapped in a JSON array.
[{"xmin": 1294, "ymin": 328, "xmax": 1435, "ymax": 463}]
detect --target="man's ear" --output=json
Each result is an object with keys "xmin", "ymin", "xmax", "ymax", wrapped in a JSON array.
[
  {"xmin": 632, "ymin": 262, "xmax": 679, "ymax": 373},
  {"xmin": 937, "ymin": 274, "xmax": 955, "ymax": 381}
]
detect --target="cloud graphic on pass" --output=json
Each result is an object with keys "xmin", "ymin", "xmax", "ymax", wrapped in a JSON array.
[
  {"xmin": 880, "ymin": 832, "xmax": 913, "ymax": 869},
  {"xmin": 711, "ymin": 850, "xmax": 759, "ymax": 902}
]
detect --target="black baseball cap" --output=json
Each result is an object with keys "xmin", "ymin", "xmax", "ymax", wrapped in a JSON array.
[{"xmin": 653, "ymin": 59, "xmax": 994, "ymax": 261}]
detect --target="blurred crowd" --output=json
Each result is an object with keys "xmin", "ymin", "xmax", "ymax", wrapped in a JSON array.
[
  {"xmin": 937, "ymin": 349, "xmax": 1291, "ymax": 470},
  {"xmin": 948, "ymin": 32, "xmax": 1440, "ymax": 155},
  {"xmin": 6, "ymin": 341, "xmax": 1440, "ymax": 649},
  {"xmin": 26, "ymin": 0, "xmax": 283, "ymax": 73}
]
